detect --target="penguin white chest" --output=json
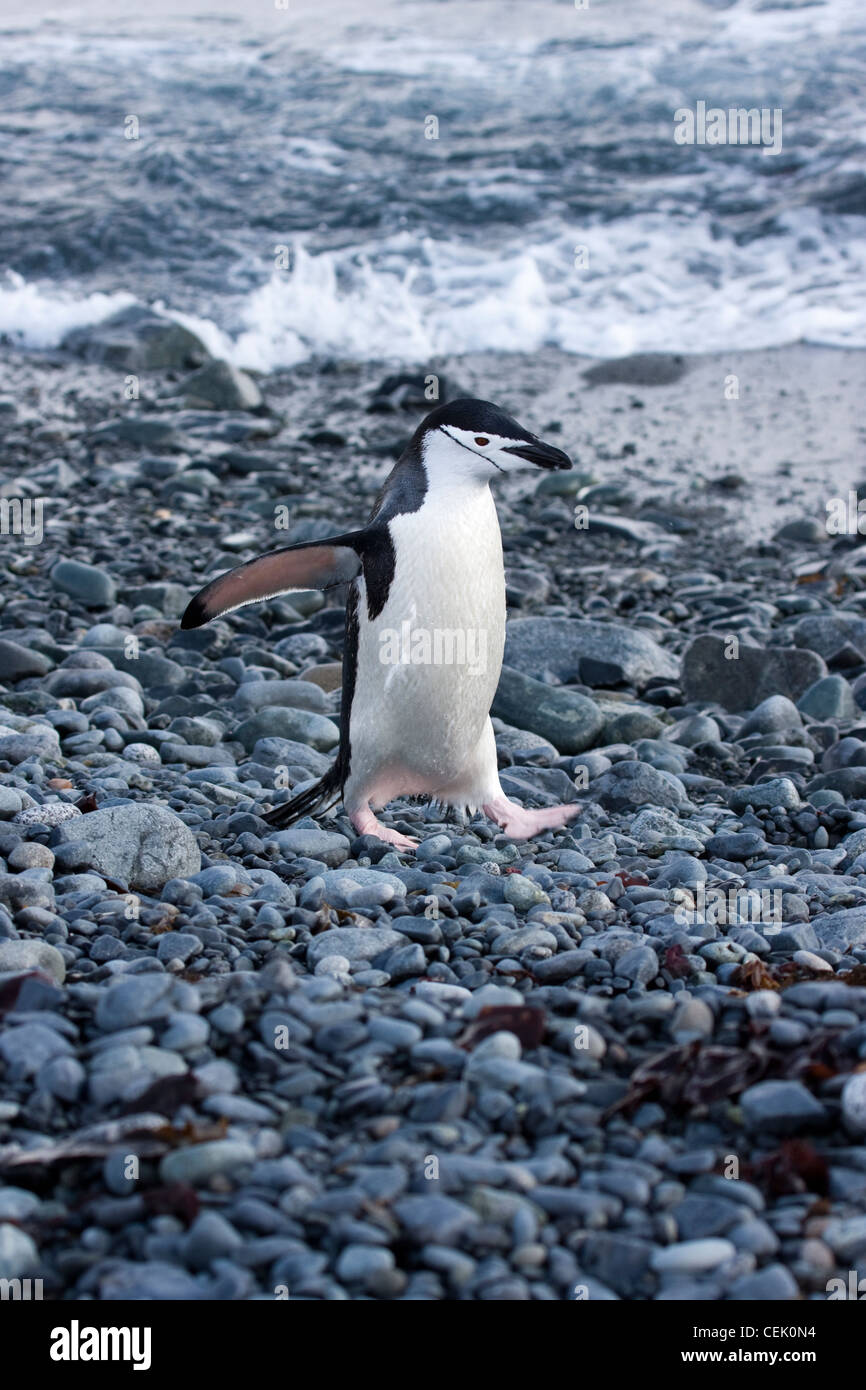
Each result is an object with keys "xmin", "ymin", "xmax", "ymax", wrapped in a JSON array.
[{"xmin": 349, "ymin": 483, "xmax": 505, "ymax": 799}]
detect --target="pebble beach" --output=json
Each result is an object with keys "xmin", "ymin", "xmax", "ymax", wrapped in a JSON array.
[{"xmin": 1, "ymin": 329, "xmax": 866, "ymax": 1301}]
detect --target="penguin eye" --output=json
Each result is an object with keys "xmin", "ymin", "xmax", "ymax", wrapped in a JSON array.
[{"xmin": 474, "ymin": 437, "xmax": 489, "ymax": 446}]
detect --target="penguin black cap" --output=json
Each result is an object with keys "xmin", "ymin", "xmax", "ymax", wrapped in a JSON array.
[{"xmin": 417, "ymin": 397, "xmax": 573, "ymax": 470}]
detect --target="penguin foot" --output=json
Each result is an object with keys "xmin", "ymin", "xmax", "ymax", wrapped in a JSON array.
[
  {"xmin": 482, "ymin": 797, "xmax": 582, "ymax": 841},
  {"xmin": 349, "ymin": 806, "xmax": 419, "ymax": 851}
]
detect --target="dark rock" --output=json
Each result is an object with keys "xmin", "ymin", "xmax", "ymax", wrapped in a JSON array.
[
  {"xmin": 62, "ymin": 304, "xmax": 209, "ymax": 371},
  {"xmin": 0, "ymin": 640, "xmax": 53, "ymax": 682},
  {"xmin": 505, "ymin": 617, "xmax": 677, "ymax": 688},
  {"xmin": 175, "ymin": 360, "xmax": 262, "ymax": 412},
  {"xmin": 582, "ymin": 353, "xmax": 689, "ymax": 387},
  {"xmin": 682, "ymin": 635, "xmax": 826, "ymax": 711},
  {"xmin": 50, "ymin": 560, "xmax": 116, "ymax": 608},
  {"xmin": 586, "ymin": 761, "xmax": 686, "ymax": 811},
  {"xmin": 491, "ymin": 666, "xmax": 603, "ymax": 754}
]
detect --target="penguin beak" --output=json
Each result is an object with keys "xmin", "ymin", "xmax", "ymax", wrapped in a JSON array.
[{"xmin": 502, "ymin": 439, "xmax": 572, "ymax": 471}]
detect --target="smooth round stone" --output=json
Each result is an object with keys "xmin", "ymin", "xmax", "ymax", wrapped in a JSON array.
[
  {"xmin": 0, "ymin": 1224, "xmax": 39, "ymax": 1280},
  {"xmin": 0, "ymin": 1188, "xmax": 42, "ymax": 1221},
  {"xmin": 728, "ymin": 778, "xmax": 801, "ymax": 813},
  {"xmin": 842, "ymin": 1072, "xmax": 866, "ymax": 1135},
  {"xmin": 61, "ymin": 650, "xmax": 114, "ymax": 670},
  {"xmin": 54, "ymin": 802, "xmax": 201, "ymax": 891},
  {"xmin": 160, "ymin": 1013, "xmax": 210, "ymax": 1051},
  {"xmin": 671, "ymin": 714, "xmax": 720, "ymax": 748},
  {"xmin": 352, "ymin": 969, "xmax": 391, "ymax": 988},
  {"xmin": 8, "ymin": 842, "xmax": 55, "ymax": 870},
  {"xmin": 265, "ymin": 827, "xmax": 350, "ymax": 867},
  {"xmin": 656, "ymin": 855, "xmax": 707, "ymax": 888},
  {"xmin": 314, "ymin": 954, "xmax": 352, "ymax": 978},
  {"xmin": 124, "ymin": 742, "xmax": 161, "ymax": 764},
  {"xmin": 368, "ymin": 1017, "xmax": 423, "ymax": 1048},
  {"xmin": 792, "ymin": 949, "xmax": 833, "ymax": 974},
  {"xmin": 81, "ymin": 687, "xmax": 144, "ymax": 719},
  {"xmin": 336, "ymin": 1245, "xmax": 396, "ymax": 1282},
  {"xmin": 468, "ymin": 1030, "xmax": 522, "ymax": 1062},
  {"xmin": 0, "ymin": 939, "xmax": 66, "ymax": 983},
  {"xmin": 0, "ymin": 639, "xmax": 52, "ymax": 682},
  {"xmin": 490, "ymin": 927, "xmax": 557, "ymax": 956},
  {"xmin": 81, "ymin": 623, "xmax": 131, "ymax": 647},
  {"xmin": 95, "ymin": 974, "xmax": 174, "ymax": 1031},
  {"xmin": 51, "ymin": 558, "xmax": 116, "ymax": 607},
  {"xmin": 811, "ymin": 789, "xmax": 845, "ymax": 808},
  {"xmin": 532, "ymin": 949, "xmax": 592, "ymax": 983},
  {"xmin": 209, "ymin": 1003, "xmax": 245, "ymax": 1035},
  {"xmin": 0, "ymin": 787, "xmax": 24, "ymax": 818},
  {"xmin": 37, "ymin": 1055, "xmax": 86, "ymax": 1100},
  {"xmin": 185, "ymin": 1212, "xmax": 243, "ymax": 1270},
  {"xmin": 194, "ymin": 1060, "xmax": 239, "ymax": 1095},
  {"xmin": 14, "ymin": 803, "xmax": 81, "ymax": 827},
  {"xmin": 307, "ymin": 927, "xmax": 405, "ymax": 968},
  {"xmin": 740, "ymin": 1079, "xmax": 827, "ymax": 1134},
  {"xmin": 617, "ymin": 945, "xmax": 659, "ymax": 984},
  {"xmin": 651, "ymin": 1239, "xmax": 736, "ymax": 1274},
  {"xmin": 578, "ymin": 890, "xmax": 615, "ymax": 917},
  {"xmin": 0, "ymin": 1021, "xmax": 73, "ymax": 1076},
  {"xmin": 744, "ymin": 990, "xmax": 782, "ymax": 1018},
  {"xmin": 671, "ymin": 998, "xmax": 714, "ymax": 1041},
  {"xmin": 156, "ymin": 932, "xmax": 202, "ymax": 964},
  {"xmin": 797, "ymin": 675, "xmax": 857, "ymax": 721},
  {"xmin": 190, "ymin": 864, "xmax": 239, "ymax": 896},
  {"xmin": 740, "ymin": 695, "xmax": 802, "ymax": 735},
  {"xmin": 416, "ymin": 834, "xmax": 453, "ymax": 862},
  {"xmin": 504, "ymin": 874, "xmax": 549, "ymax": 911},
  {"xmin": 159, "ymin": 1139, "xmax": 255, "ymax": 1185}
]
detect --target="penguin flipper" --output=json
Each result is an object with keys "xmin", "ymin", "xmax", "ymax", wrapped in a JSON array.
[{"xmin": 180, "ymin": 531, "xmax": 365, "ymax": 630}]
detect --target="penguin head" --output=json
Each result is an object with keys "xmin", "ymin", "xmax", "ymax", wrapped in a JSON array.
[{"xmin": 415, "ymin": 398, "xmax": 573, "ymax": 484}]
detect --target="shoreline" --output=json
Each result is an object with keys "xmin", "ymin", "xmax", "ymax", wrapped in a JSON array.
[{"xmin": 5, "ymin": 339, "xmax": 862, "ymax": 547}]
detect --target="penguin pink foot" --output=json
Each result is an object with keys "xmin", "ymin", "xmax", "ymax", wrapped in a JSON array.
[
  {"xmin": 482, "ymin": 796, "xmax": 582, "ymax": 841},
  {"xmin": 349, "ymin": 805, "xmax": 419, "ymax": 851}
]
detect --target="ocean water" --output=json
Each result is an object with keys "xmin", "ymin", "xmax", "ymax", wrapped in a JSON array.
[{"xmin": 0, "ymin": 0, "xmax": 864, "ymax": 368}]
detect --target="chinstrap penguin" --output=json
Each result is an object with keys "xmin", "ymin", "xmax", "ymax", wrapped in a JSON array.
[{"xmin": 181, "ymin": 398, "xmax": 581, "ymax": 851}]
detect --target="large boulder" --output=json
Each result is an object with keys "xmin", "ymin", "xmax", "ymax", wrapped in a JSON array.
[
  {"xmin": 583, "ymin": 760, "xmax": 687, "ymax": 812},
  {"xmin": 54, "ymin": 803, "xmax": 200, "ymax": 891},
  {"xmin": 504, "ymin": 617, "xmax": 677, "ymax": 689},
  {"xmin": 809, "ymin": 906, "xmax": 866, "ymax": 951},
  {"xmin": 792, "ymin": 613, "xmax": 866, "ymax": 663},
  {"xmin": 62, "ymin": 304, "xmax": 209, "ymax": 372},
  {"xmin": 582, "ymin": 353, "xmax": 689, "ymax": 388},
  {"xmin": 681, "ymin": 635, "xmax": 826, "ymax": 712}
]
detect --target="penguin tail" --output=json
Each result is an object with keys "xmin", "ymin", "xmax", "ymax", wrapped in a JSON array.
[{"xmin": 260, "ymin": 765, "xmax": 343, "ymax": 829}]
